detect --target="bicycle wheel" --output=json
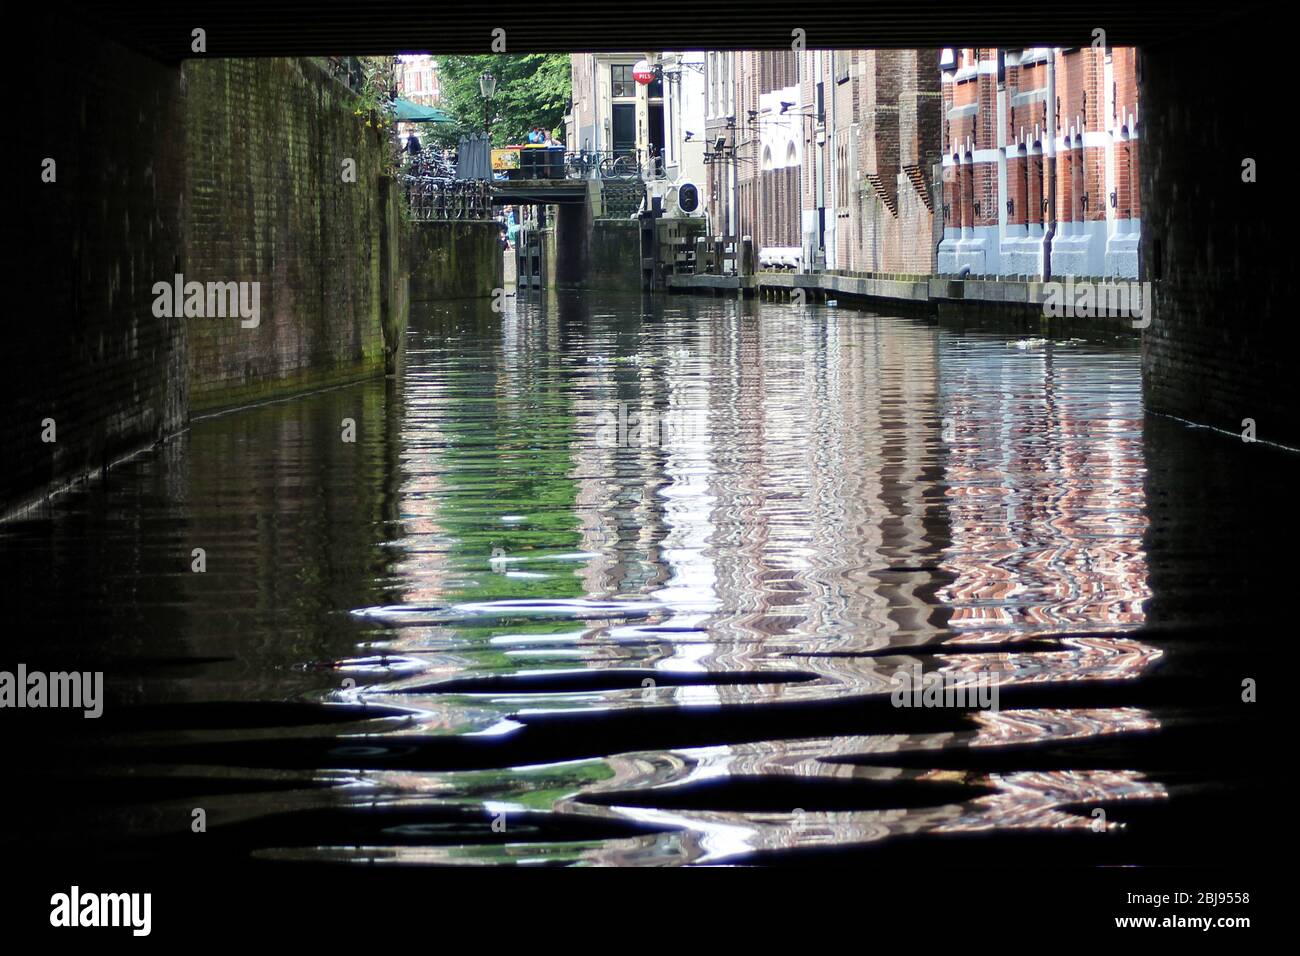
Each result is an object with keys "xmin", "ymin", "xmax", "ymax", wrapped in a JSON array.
[{"xmin": 612, "ymin": 156, "xmax": 637, "ymax": 180}]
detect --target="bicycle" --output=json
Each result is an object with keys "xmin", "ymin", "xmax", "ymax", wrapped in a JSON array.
[
  {"xmin": 600, "ymin": 154, "xmax": 638, "ymax": 180},
  {"xmin": 564, "ymin": 151, "xmax": 597, "ymax": 180}
]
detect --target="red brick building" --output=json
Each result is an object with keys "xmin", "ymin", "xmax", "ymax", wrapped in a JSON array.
[
  {"xmin": 800, "ymin": 50, "xmax": 941, "ymax": 274},
  {"xmin": 690, "ymin": 44, "xmax": 1138, "ymax": 279},
  {"xmin": 939, "ymin": 45, "xmax": 1140, "ymax": 279}
]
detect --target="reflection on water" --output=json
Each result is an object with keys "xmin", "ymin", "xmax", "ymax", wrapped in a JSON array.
[{"xmin": 2, "ymin": 290, "xmax": 1282, "ymax": 866}]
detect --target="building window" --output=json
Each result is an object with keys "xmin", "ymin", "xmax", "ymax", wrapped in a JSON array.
[
  {"xmin": 834, "ymin": 50, "xmax": 851, "ymax": 84},
  {"xmin": 707, "ymin": 55, "xmax": 715, "ymax": 116},
  {"xmin": 725, "ymin": 55, "xmax": 733, "ymax": 114},
  {"xmin": 611, "ymin": 64, "xmax": 635, "ymax": 98}
]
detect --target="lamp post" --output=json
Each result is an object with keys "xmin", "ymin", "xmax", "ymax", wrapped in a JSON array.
[{"xmin": 479, "ymin": 71, "xmax": 496, "ymax": 143}]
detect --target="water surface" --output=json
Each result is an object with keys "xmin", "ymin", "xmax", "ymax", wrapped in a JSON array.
[{"xmin": 3, "ymin": 290, "xmax": 1281, "ymax": 867}]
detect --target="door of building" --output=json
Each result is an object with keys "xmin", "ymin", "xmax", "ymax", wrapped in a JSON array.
[{"xmin": 612, "ymin": 103, "xmax": 636, "ymax": 158}]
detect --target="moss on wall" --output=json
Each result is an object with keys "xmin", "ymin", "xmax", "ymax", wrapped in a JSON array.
[
  {"xmin": 409, "ymin": 221, "xmax": 504, "ymax": 301},
  {"xmin": 182, "ymin": 58, "xmax": 408, "ymax": 414},
  {"xmin": 587, "ymin": 220, "xmax": 642, "ymax": 290}
]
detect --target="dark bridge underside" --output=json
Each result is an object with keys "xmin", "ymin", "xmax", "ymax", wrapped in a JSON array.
[
  {"xmin": 81, "ymin": 0, "xmax": 1272, "ymax": 58},
  {"xmin": 492, "ymin": 181, "xmax": 591, "ymax": 206}
]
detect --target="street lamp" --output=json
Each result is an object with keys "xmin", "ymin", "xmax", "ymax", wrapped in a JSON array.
[{"xmin": 479, "ymin": 71, "xmax": 496, "ymax": 141}]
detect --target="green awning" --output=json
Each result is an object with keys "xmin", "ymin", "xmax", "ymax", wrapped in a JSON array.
[{"xmin": 392, "ymin": 97, "xmax": 452, "ymax": 123}]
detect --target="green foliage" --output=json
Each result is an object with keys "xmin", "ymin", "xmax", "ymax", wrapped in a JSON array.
[
  {"xmin": 355, "ymin": 56, "xmax": 398, "ymax": 120},
  {"xmin": 349, "ymin": 57, "xmax": 405, "ymax": 177},
  {"xmin": 429, "ymin": 54, "xmax": 571, "ymax": 149}
]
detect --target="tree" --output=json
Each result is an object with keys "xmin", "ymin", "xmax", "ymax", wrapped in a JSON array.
[{"xmin": 429, "ymin": 54, "xmax": 570, "ymax": 149}]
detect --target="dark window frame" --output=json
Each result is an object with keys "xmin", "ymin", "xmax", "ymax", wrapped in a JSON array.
[{"xmin": 611, "ymin": 64, "xmax": 635, "ymax": 99}]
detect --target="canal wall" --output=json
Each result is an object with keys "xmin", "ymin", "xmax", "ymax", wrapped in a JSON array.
[
  {"xmin": 409, "ymin": 221, "xmax": 504, "ymax": 302},
  {"xmin": 1139, "ymin": 29, "xmax": 1291, "ymax": 448},
  {"xmin": 183, "ymin": 57, "xmax": 408, "ymax": 414},
  {"xmin": 587, "ymin": 220, "xmax": 642, "ymax": 290},
  {"xmin": 525, "ymin": 210, "xmax": 638, "ymax": 292},
  {"xmin": 667, "ymin": 271, "xmax": 1141, "ymax": 334},
  {"xmin": 9, "ymin": 22, "xmax": 189, "ymax": 518},
  {"xmin": 8, "ymin": 21, "xmax": 411, "ymax": 517}
]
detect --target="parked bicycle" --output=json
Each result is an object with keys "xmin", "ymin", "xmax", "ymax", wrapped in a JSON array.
[
  {"xmin": 405, "ymin": 151, "xmax": 457, "ymax": 179},
  {"xmin": 558, "ymin": 150, "xmax": 646, "ymax": 181},
  {"xmin": 564, "ymin": 151, "xmax": 599, "ymax": 180},
  {"xmin": 599, "ymin": 154, "xmax": 639, "ymax": 180},
  {"xmin": 403, "ymin": 177, "xmax": 490, "ymax": 221}
]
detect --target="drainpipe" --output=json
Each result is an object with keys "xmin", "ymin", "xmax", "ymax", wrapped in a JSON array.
[
  {"xmin": 933, "ymin": 161, "xmax": 944, "ymax": 269},
  {"xmin": 827, "ymin": 56, "xmax": 836, "ymax": 268},
  {"xmin": 1042, "ymin": 50, "xmax": 1057, "ymax": 281},
  {"xmin": 591, "ymin": 55, "xmax": 599, "ymax": 153}
]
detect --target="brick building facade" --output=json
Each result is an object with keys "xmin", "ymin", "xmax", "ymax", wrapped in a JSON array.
[
  {"xmin": 580, "ymin": 44, "xmax": 1139, "ymax": 280},
  {"xmin": 938, "ymin": 46, "xmax": 1140, "ymax": 279},
  {"xmin": 734, "ymin": 51, "xmax": 802, "ymax": 262},
  {"xmin": 704, "ymin": 51, "xmax": 736, "ymax": 238},
  {"xmin": 717, "ymin": 48, "xmax": 942, "ymax": 275},
  {"xmin": 800, "ymin": 49, "xmax": 941, "ymax": 274}
]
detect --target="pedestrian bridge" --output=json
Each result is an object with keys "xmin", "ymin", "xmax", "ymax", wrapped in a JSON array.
[{"xmin": 491, "ymin": 179, "xmax": 592, "ymax": 205}]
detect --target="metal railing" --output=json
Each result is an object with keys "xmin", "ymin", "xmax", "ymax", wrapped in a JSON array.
[
  {"xmin": 485, "ymin": 149, "xmax": 657, "ymax": 182},
  {"xmin": 404, "ymin": 177, "xmax": 491, "ymax": 221},
  {"xmin": 558, "ymin": 150, "xmax": 666, "ymax": 181}
]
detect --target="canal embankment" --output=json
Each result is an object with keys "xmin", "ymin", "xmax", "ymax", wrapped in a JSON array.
[
  {"xmin": 183, "ymin": 57, "xmax": 410, "ymax": 415},
  {"xmin": 10, "ymin": 22, "xmax": 493, "ymax": 519},
  {"xmin": 666, "ymin": 270, "xmax": 1146, "ymax": 335},
  {"xmin": 409, "ymin": 221, "xmax": 503, "ymax": 303}
]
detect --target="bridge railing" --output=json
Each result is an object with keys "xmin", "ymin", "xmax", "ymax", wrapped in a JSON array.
[
  {"xmin": 403, "ymin": 176, "xmax": 492, "ymax": 221},
  {"xmin": 488, "ymin": 149, "xmax": 657, "ymax": 182},
  {"xmin": 476, "ymin": 147, "xmax": 666, "ymax": 182},
  {"xmin": 571, "ymin": 150, "xmax": 670, "ymax": 181}
]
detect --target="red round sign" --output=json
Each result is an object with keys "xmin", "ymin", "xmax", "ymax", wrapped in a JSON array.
[{"xmin": 633, "ymin": 59, "xmax": 656, "ymax": 85}]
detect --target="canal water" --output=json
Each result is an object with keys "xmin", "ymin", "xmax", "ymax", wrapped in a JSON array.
[{"xmin": 2, "ymin": 291, "xmax": 1284, "ymax": 867}]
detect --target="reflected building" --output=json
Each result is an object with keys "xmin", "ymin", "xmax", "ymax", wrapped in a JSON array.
[
  {"xmin": 562, "ymin": 295, "xmax": 951, "ymax": 708},
  {"xmin": 937, "ymin": 343, "xmax": 1151, "ymax": 656}
]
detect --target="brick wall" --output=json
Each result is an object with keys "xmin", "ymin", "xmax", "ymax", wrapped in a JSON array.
[
  {"xmin": 8, "ymin": 20, "xmax": 188, "ymax": 516},
  {"xmin": 7, "ymin": 25, "xmax": 410, "ymax": 516},
  {"xmin": 1140, "ymin": 32, "xmax": 1292, "ymax": 446},
  {"xmin": 183, "ymin": 58, "xmax": 404, "ymax": 413},
  {"xmin": 941, "ymin": 45, "xmax": 1140, "ymax": 279},
  {"xmin": 852, "ymin": 50, "xmax": 941, "ymax": 274}
]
